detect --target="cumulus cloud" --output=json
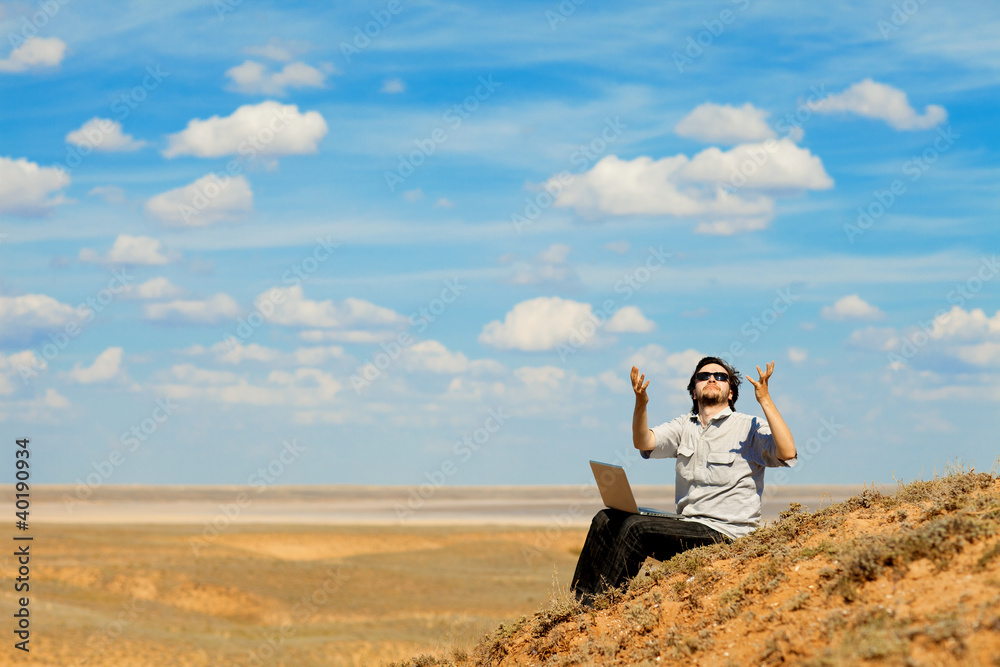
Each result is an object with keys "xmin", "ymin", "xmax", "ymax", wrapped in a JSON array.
[
  {"xmin": 66, "ymin": 118, "xmax": 146, "ymax": 152},
  {"xmin": 122, "ymin": 277, "xmax": 183, "ymax": 300},
  {"xmin": 848, "ymin": 326, "xmax": 899, "ymax": 351},
  {"xmin": 0, "ymin": 294, "xmax": 79, "ymax": 344},
  {"xmin": 787, "ymin": 347, "xmax": 808, "ymax": 363},
  {"xmin": 145, "ymin": 173, "xmax": 253, "ymax": 226},
  {"xmin": 67, "ymin": 347, "xmax": 124, "ymax": 384},
  {"xmin": 806, "ymin": 79, "xmax": 947, "ymax": 130},
  {"xmin": 605, "ymin": 306, "xmax": 656, "ymax": 333},
  {"xmin": 79, "ymin": 234, "xmax": 174, "ymax": 265},
  {"xmin": 158, "ymin": 363, "xmax": 341, "ymax": 406},
  {"xmin": 674, "ymin": 102, "xmax": 776, "ymax": 144},
  {"xmin": 381, "ymin": 78, "xmax": 405, "ymax": 93},
  {"xmin": 163, "ymin": 101, "xmax": 328, "ymax": 158},
  {"xmin": 0, "ymin": 351, "xmax": 42, "ymax": 395},
  {"xmin": 930, "ymin": 306, "xmax": 1000, "ymax": 342},
  {"xmin": 504, "ymin": 243, "xmax": 575, "ymax": 286},
  {"xmin": 225, "ymin": 60, "xmax": 325, "ymax": 95},
  {"xmin": 87, "ymin": 185, "xmax": 126, "ymax": 205},
  {"xmin": 143, "ymin": 293, "xmax": 240, "ymax": 325},
  {"xmin": 185, "ymin": 339, "xmax": 346, "ymax": 367},
  {"xmin": 821, "ymin": 294, "xmax": 885, "ymax": 321},
  {"xmin": 479, "ymin": 297, "xmax": 600, "ymax": 351},
  {"xmin": 549, "ymin": 140, "xmax": 831, "ymax": 233},
  {"xmin": 0, "ymin": 155, "xmax": 70, "ymax": 215},
  {"xmin": 0, "ymin": 37, "xmax": 66, "ymax": 73},
  {"xmin": 263, "ymin": 286, "xmax": 406, "ymax": 331}
]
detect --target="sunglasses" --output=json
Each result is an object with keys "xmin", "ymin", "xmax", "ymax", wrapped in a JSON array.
[{"xmin": 695, "ymin": 371, "xmax": 730, "ymax": 383}]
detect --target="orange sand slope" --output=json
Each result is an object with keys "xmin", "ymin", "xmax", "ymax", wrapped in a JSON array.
[{"xmin": 400, "ymin": 471, "xmax": 1000, "ymax": 666}]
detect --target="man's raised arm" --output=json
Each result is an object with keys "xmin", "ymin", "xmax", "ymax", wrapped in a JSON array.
[
  {"xmin": 631, "ymin": 365, "xmax": 655, "ymax": 452},
  {"xmin": 746, "ymin": 361, "xmax": 797, "ymax": 461}
]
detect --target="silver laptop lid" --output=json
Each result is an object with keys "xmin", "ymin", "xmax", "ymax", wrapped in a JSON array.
[{"xmin": 589, "ymin": 460, "xmax": 639, "ymax": 514}]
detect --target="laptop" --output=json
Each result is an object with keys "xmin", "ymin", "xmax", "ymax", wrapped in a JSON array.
[{"xmin": 590, "ymin": 460, "xmax": 678, "ymax": 518}]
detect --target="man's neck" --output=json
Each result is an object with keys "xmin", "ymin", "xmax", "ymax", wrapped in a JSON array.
[{"xmin": 697, "ymin": 402, "xmax": 728, "ymax": 426}]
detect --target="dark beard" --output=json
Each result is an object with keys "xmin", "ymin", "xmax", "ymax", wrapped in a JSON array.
[{"xmin": 697, "ymin": 386, "xmax": 728, "ymax": 408}]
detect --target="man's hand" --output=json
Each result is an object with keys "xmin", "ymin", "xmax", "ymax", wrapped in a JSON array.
[
  {"xmin": 746, "ymin": 361, "xmax": 796, "ymax": 461},
  {"xmin": 631, "ymin": 365, "xmax": 650, "ymax": 406},
  {"xmin": 630, "ymin": 365, "xmax": 654, "ymax": 451},
  {"xmin": 746, "ymin": 361, "xmax": 775, "ymax": 404}
]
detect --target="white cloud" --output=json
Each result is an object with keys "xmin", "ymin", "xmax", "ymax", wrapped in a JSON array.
[
  {"xmin": 0, "ymin": 294, "xmax": 79, "ymax": 343},
  {"xmin": 163, "ymin": 101, "xmax": 328, "ymax": 159},
  {"xmin": 123, "ymin": 277, "xmax": 183, "ymax": 300},
  {"xmin": 504, "ymin": 244, "xmax": 575, "ymax": 286},
  {"xmin": 68, "ymin": 347, "xmax": 124, "ymax": 384},
  {"xmin": 674, "ymin": 102, "xmax": 776, "ymax": 144},
  {"xmin": 806, "ymin": 79, "xmax": 947, "ymax": 130},
  {"xmin": 549, "ymin": 140, "xmax": 831, "ymax": 232},
  {"xmin": 434, "ymin": 198, "xmax": 454, "ymax": 208},
  {"xmin": 680, "ymin": 139, "xmax": 834, "ymax": 190},
  {"xmin": 629, "ymin": 345, "xmax": 703, "ymax": 381},
  {"xmin": 820, "ymin": 294, "xmax": 885, "ymax": 321},
  {"xmin": 245, "ymin": 39, "xmax": 297, "ymax": 62},
  {"xmin": 225, "ymin": 60, "xmax": 325, "ymax": 96},
  {"xmin": 145, "ymin": 174, "xmax": 253, "ymax": 226},
  {"xmin": 479, "ymin": 297, "xmax": 603, "ymax": 351},
  {"xmin": 0, "ymin": 351, "xmax": 41, "ymax": 395},
  {"xmin": 79, "ymin": 235, "xmax": 174, "ymax": 265},
  {"xmin": 403, "ymin": 188, "xmax": 423, "ymax": 202},
  {"xmin": 87, "ymin": 185, "xmax": 126, "ymax": 205},
  {"xmin": 604, "ymin": 241, "xmax": 630, "ymax": 254},
  {"xmin": 66, "ymin": 118, "xmax": 146, "ymax": 152},
  {"xmin": 143, "ymin": 294, "xmax": 240, "ymax": 325},
  {"xmin": 158, "ymin": 363, "xmax": 341, "ymax": 407},
  {"xmin": 0, "ymin": 37, "xmax": 66, "ymax": 73},
  {"xmin": 605, "ymin": 306, "xmax": 656, "ymax": 333},
  {"xmin": 381, "ymin": 78, "xmax": 405, "ymax": 94},
  {"xmin": 0, "ymin": 155, "xmax": 70, "ymax": 215},
  {"xmin": 264, "ymin": 286, "xmax": 407, "ymax": 330},
  {"xmin": 401, "ymin": 340, "xmax": 469, "ymax": 374},
  {"xmin": 787, "ymin": 347, "xmax": 808, "ymax": 363},
  {"xmin": 929, "ymin": 306, "xmax": 1000, "ymax": 341},
  {"xmin": 848, "ymin": 326, "xmax": 899, "ymax": 351}
]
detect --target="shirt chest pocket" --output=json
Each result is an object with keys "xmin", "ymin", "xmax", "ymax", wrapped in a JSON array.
[{"xmin": 705, "ymin": 451, "xmax": 739, "ymax": 485}]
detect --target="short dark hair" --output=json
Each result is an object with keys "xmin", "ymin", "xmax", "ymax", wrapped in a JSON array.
[{"xmin": 687, "ymin": 356, "xmax": 740, "ymax": 413}]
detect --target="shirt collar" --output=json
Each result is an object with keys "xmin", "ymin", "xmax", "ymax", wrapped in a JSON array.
[{"xmin": 689, "ymin": 406, "xmax": 733, "ymax": 424}]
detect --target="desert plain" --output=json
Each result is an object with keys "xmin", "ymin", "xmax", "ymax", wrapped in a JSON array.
[{"xmin": 0, "ymin": 484, "xmax": 861, "ymax": 665}]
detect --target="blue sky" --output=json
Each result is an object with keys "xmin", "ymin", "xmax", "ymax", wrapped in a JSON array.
[{"xmin": 1, "ymin": 0, "xmax": 998, "ymax": 490}]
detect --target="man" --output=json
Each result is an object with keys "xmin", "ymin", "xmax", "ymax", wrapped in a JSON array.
[{"xmin": 571, "ymin": 356, "xmax": 796, "ymax": 602}]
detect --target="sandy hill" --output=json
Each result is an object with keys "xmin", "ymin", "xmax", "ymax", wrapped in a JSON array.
[{"xmin": 396, "ymin": 470, "xmax": 1000, "ymax": 666}]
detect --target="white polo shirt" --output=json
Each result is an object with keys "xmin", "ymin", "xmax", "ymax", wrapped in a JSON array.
[{"xmin": 643, "ymin": 407, "xmax": 796, "ymax": 539}]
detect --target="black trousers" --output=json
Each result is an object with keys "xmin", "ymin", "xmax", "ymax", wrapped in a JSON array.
[{"xmin": 571, "ymin": 509, "xmax": 729, "ymax": 601}]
